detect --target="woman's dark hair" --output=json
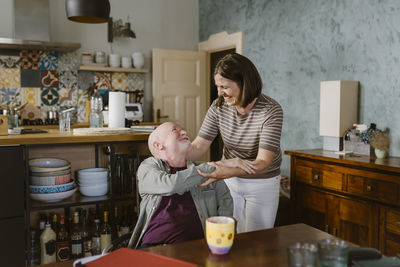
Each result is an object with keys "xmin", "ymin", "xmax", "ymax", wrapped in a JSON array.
[{"xmin": 214, "ymin": 53, "xmax": 262, "ymax": 108}]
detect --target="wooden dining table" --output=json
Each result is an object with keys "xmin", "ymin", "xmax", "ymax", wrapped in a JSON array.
[
  {"xmin": 143, "ymin": 223, "xmax": 342, "ymax": 266},
  {"xmin": 40, "ymin": 223, "xmax": 343, "ymax": 267}
]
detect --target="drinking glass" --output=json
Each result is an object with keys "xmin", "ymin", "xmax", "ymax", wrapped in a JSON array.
[
  {"xmin": 59, "ymin": 112, "xmax": 71, "ymax": 132},
  {"xmin": 318, "ymin": 238, "xmax": 349, "ymax": 267},
  {"xmin": 287, "ymin": 242, "xmax": 318, "ymax": 267}
]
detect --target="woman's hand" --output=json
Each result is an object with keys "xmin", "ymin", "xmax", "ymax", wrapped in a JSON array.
[
  {"xmin": 198, "ymin": 161, "xmax": 237, "ymax": 186},
  {"xmin": 217, "ymin": 158, "xmax": 257, "ymax": 174}
]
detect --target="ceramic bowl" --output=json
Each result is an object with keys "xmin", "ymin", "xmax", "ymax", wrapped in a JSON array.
[
  {"xmin": 30, "ymin": 172, "xmax": 71, "ymax": 186},
  {"xmin": 30, "ymin": 187, "xmax": 77, "ymax": 203},
  {"xmin": 29, "ymin": 180, "xmax": 75, "ymax": 194},
  {"xmin": 78, "ymin": 168, "xmax": 108, "ymax": 181},
  {"xmin": 29, "ymin": 158, "xmax": 71, "ymax": 173},
  {"xmin": 79, "ymin": 183, "xmax": 108, "ymax": 197},
  {"xmin": 78, "ymin": 176, "xmax": 108, "ymax": 185},
  {"xmin": 30, "ymin": 168, "xmax": 71, "ymax": 177}
]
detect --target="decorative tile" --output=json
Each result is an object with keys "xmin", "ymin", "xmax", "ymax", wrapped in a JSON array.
[
  {"xmin": 59, "ymin": 88, "xmax": 78, "ymax": 107},
  {"xmin": 77, "ymin": 88, "xmax": 89, "ymax": 105},
  {"xmin": 94, "ymin": 72, "xmax": 111, "ymax": 89},
  {"xmin": 20, "ymin": 69, "xmax": 41, "ymax": 87},
  {"xmin": 20, "ymin": 50, "xmax": 41, "ymax": 70},
  {"xmin": 77, "ymin": 105, "xmax": 87, "ymax": 123},
  {"xmin": 41, "ymin": 70, "xmax": 59, "ymax": 88},
  {"xmin": 59, "ymin": 70, "xmax": 78, "ymax": 89},
  {"xmin": 40, "ymin": 88, "xmax": 59, "ymax": 106},
  {"xmin": 0, "ymin": 68, "xmax": 20, "ymax": 88},
  {"xmin": 0, "ymin": 88, "xmax": 21, "ymax": 105},
  {"xmin": 126, "ymin": 73, "xmax": 145, "ymax": 90},
  {"xmin": 21, "ymin": 88, "xmax": 41, "ymax": 106},
  {"xmin": 21, "ymin": 106, "xmax": 41, "ymax": 121},
  {"xmin": 59, "ymin": 52, "xmax": 79, "ymax": 71},
  {"xmin": 0, "ymin": 55, "xmax": 20, "ymax": 68},
  {"xmin": 111, "ymin": 72, "xmax": 128, "ymax": 90},
  {"xmin": 78, "ymin": 71, "xmax": 94, "ymax": 89},
  {"xmin": 40, "ymin": 51, "xmax": 59, "ymax": 70}
]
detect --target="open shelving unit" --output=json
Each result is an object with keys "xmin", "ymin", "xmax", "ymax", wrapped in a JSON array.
[{"xmin": 78, "ymin": 65, "xmax": 149, "ymax": 73}]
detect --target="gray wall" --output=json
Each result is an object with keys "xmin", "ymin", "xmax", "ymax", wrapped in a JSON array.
[{"xmin": 199, "ymin": 0, "xmax": 400, "ymax": 176}]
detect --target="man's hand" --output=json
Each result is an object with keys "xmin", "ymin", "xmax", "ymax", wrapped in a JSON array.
[{"xmin": 198, "ymin": 161, "xmax": 237, "ymax": 186}]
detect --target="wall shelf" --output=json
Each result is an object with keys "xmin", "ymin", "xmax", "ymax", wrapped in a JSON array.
[{"xmin": 78, "ymin": 65, "xmax": 149, "ymax": 73}]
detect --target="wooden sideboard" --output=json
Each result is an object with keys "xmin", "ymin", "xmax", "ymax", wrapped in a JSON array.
[{"xmin": 285, "ymin": 149, "xmax": 400, "ymax": 256}]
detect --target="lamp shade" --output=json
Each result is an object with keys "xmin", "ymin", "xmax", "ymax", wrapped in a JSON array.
[
  {"xmin": 66, "ymin": 0, "xmax": 110, "ymax": 24},
  {"xmin": 319, "ymin": 81, "xmax": 359, "ymax": 137}
]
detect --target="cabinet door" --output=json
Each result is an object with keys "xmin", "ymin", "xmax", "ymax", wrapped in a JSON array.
[
  {"xmin": 335, "ymin": 196, "xmax": 379, "ymax": 248},
  {"xmin": 0, "ymin": 217, "xmax": 25, "ymax": 267},
  {"xmin": 294, "ymin": 185, "xmax": 329, "ymax": 232},
  {"xmin": 380, "ymin": 207, "xmax": 400, "ymax": 256},
  {"xmin": 0, "ymin": 146, "xmax": 25, "ymax": 219}
]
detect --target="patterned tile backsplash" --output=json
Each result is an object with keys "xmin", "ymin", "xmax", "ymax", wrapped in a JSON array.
[{"xmin": 0, "ymin": 50, "xmax": 145, "ymax": 123}]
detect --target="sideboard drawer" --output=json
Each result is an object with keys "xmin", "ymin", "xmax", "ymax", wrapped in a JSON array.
[
  {"xmin": 347, "ymin": 175, "xmax": 398, "ymax": 204},
  {"xmin": 295, "ymin": 160, "xmax": 343, "ymax": 191}
]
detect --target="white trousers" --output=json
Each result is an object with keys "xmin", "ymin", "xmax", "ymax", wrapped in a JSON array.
[{"xmin": 224, "ymin": 175, "xmax": 281, "ymax": 233}]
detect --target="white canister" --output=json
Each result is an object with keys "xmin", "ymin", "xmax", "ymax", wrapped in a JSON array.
[
  {"xmin": 95, "ymin": 51, "xmax": 106, "ymax": 64},
  {"xmin": 109, "ymin": 54, "xmax": 121, "ymax": 67},
  {"xmin": 121, "ymin": 56, "xmax": 131, "ymax": 68},
  {"xmin": 132, "ymin": 52, "xmax": 144, "ymax": 68}
]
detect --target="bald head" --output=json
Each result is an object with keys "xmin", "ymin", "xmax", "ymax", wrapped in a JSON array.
[{"xmin": 147, "ymin": 122, "xmax": 192, "ymax": 163}]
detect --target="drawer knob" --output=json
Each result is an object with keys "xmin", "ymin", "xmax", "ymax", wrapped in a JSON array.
[
  {"xmin": 313, "ymin": 174, "xmax": 320, "ymax": 181},
  {"xmin": 366, "ymin": 185, "xmax": 373, "ymax": 192}
]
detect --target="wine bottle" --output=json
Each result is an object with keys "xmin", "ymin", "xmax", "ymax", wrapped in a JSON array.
[
  {"xmin": 91, "ymin": 218, "xmax": 101, "ymax": 255},
  {"xmin": 70, "ymin": 212, "xmax": 83, "ymax": 259},
  {"xmin": 81, "ymin": 209, "xmax": 92, "ymax": 257},
  {"xmin": 51, "ymin": 213, "xmax": 58, "ymax": 235},
  {"xmin": 100, "ymin": 211, "xmax": 112, "ymax": 253},
  {"xmin": 56, "ymin": 216, "xmax": 70, "ymax": 262}
]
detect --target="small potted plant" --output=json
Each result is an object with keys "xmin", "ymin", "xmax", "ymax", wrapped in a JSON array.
[{"xmin": 370, "ymin": 129, "xmax": 391, "ymax": 159}]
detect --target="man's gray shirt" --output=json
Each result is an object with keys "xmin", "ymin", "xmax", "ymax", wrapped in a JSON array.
[{"xmin": 128, "ymin": 157, "xmax": 233, "ymax": 248}]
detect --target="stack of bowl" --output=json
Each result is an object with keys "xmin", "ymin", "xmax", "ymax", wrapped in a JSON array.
[
  {"xmin": 29, "ymin": 158, "xmax": 77, "ymax": 202},
  {"xmin": 77, "ymin": 168, "xmax": 108, "ymax": 197}
]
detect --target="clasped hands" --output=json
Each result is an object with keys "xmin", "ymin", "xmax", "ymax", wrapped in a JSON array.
[{"xmin": 198, "ymin": 158, "xmax": 257, "ymax": 186}]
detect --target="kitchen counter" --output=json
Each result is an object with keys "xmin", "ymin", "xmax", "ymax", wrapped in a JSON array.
[{"xmin": 0, "ymin": 128, "xmax": 151, "ymax": 145}]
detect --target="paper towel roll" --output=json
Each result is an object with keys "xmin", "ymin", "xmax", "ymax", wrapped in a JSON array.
[{"xmin": 108, "ymin": 92, "xmax": 126, "ymax": 128}]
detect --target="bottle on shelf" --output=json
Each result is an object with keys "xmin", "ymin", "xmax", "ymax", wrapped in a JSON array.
[
  {"xmin": 40, "ymin": 222, "xmax": 57, "ymax": 264},
  {"xmin": 91, "ymin": 218, "xmax": 102, "ymax": 255},
  {"xmin": 30, "ymin": 229, "xmax": 41, "ymax": 266},
  {"xmin": 81, "ymin": 209, "xmax": 92, "ymax": 257},
  {"xmin": 100, "ymin": 211, "xmax": 112, "ymax": 253},
  {"xmin": 56, "ymin": 216, "xmax": 70, "ymax": 262},
  {"xmin": 114, "ymin": 206, "xmax": 120, "ymax": 237},
  {"xmin": 89, "ymin": 88, "xmax": 104, "ymax": 128},
  {"xmin": 119, "ymin": 205, "xmax": 130, "ymax": 237},
  {"xmin": 51, "ymin": 213, "xmax": 59, "ymax": 235},
  {"xmin": 70, "ymin": 211, "xmax": 83, "ymax": 259},
  {"xmin": 38, "ymin": 213, "xmax": 47, "ymax": 238}
]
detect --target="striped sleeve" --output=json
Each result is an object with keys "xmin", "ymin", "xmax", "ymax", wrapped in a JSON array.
[
  {"xmin": 198, "ymin": 102, "xmax": 219, "ymax": 141},
  {"xmin": 259, "ymin": 102, "xmax": 283, "ymax": 153}
]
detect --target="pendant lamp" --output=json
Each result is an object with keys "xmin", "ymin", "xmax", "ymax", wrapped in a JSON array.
[{"xmin": 66, "ymin": 0, "xmax": 110, "ymax": 24}]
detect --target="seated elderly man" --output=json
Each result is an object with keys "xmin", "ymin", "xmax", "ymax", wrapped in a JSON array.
[{"xmin": 128, "ymin": 122, "xmax": 233, "ymax": 249}]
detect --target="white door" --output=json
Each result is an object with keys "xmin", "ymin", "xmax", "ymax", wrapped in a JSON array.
[{"xmin": 152, "ymin": 49, "xmax": 207, "ymax": 143}]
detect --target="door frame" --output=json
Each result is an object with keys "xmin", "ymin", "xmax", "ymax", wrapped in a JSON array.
[
  {"xmin": 197, "ymin": 31, "xmax": 243, "ymax": 161},
  {"xmin": 198, "ymin": 31, "xmax": 243, "ymax": 108}
]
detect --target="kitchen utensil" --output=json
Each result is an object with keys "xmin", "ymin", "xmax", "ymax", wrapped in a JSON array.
[
  {"xmin": 29, "ymin": 158, "xmax": 71, "ymax": 173},
  {"xmin": 30, "ymin": 186, "xmax": 77, "ymax": 203},
  {"xmin": 29, "ymin": 180, "xmax": 75, "ymax": 194}
]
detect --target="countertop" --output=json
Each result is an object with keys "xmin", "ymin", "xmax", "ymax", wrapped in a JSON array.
[{"xmin": 0, "ymin": 128, "xmax": 150, "ymax": 145}]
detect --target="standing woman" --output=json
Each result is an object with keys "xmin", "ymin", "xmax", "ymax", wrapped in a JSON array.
[{"xmin": 188, "ymin": 53, "xmax": 283, "ymax": 233}]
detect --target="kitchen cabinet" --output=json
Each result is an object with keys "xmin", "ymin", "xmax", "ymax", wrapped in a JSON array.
[
  {"xmin": 286, "ymin": 149, "xmax": 400, "ymax": 254},
  {"xmin": 0, "ymin": 146, "xmax": 26, "ymax": 267},
  {"xmin": 0, "ymin": 130, "xmax": 150, "ymax": 266}
]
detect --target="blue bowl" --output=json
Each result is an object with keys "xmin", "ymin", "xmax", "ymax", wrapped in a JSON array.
[{"xmin": 29, "ymin": 180, "xmax": 75, "ymax": 194}]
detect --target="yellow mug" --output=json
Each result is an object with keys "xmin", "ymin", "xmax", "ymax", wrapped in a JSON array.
[{"xmin": 206, "ymin": 216, "xmax": 235, "ymax": 255}]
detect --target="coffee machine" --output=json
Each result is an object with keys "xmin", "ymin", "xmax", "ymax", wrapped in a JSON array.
[{"xmin": 125, "ymin": 90, "xmax": 143, "ymax": 122}]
